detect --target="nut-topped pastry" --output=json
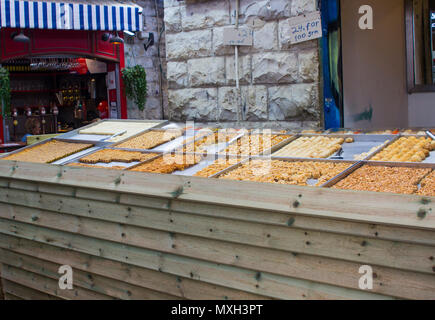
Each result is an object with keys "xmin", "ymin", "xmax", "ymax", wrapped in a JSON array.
[
  {"xmin": 332, "ymin": 165, "xmax": 431, "ymax": 194},
  {"xmin": 80, "ymin": 150, "xmax": 159, "ymax": 164},
  {"xmin": 220, "ymin": 134, "xmax": 292, "ymax": 156},
  {"xmin": 1, "ymin": 140, "xmax": 93, "ymax": 164},
  {"xmin": 116, "ymin": 129, "xmax": 182, "ymax": 150},
  {"xmin": 218, "ymin": 159, "xmax": 351, "ymax": 186},
  {"xmin": 181, "ymin": 130, "xmax": 241, "ymax": 153},
  {"xmin": 130, "ymin": 154, "xmax": 202, "ymax": 174},
  {"xmin": 416, "ymin": 170, "xmax": 435, "ymax": 197},
  {"xmin": 194, "ymin": 158, "xmax": 243, "ymax": 177},
  {"xmin": 68, "ymin": 163, "xmax": 125, "ymax": 170}
]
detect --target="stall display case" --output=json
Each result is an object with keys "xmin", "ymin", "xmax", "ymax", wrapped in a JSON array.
[{"xmin": 0, "ymin": 120, "xmax": 434, "ymax": 301}]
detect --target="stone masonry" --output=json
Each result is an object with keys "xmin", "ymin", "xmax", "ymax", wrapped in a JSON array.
[
  {"xmin": 163, "ymin": 0, "xmax": 322, "ymax": 129},
  {"xmin": 124, "ymin": 0, "xmax": 166, "ymax": 120}
]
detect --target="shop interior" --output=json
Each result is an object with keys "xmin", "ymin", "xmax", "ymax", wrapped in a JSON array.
[{"xmin": 2, "ymin": 56, "xmax": 110, "ymax": 142}]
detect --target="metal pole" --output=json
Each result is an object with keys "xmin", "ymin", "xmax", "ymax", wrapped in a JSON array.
[{"xmin": 235, "ymin": 0, "xmax": 241, "ymax": 123}]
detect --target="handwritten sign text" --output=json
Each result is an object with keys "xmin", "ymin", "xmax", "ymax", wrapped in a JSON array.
[{"xmin": 288, "ymin": 11, "xmax": 322, "ymax": 44}]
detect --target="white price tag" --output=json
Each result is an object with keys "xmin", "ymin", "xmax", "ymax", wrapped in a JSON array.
[{"xmin": 288, "ymin": 11, "xmax": 323, "ymax": 44}]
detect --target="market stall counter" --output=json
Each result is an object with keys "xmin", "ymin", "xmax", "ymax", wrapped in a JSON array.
[{"xmin": 0, "ymin": 120, "xmax": 433, "ymax": 300}]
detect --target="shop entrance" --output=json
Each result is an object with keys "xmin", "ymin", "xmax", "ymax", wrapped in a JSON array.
[
  {"xmin": 0, "ymin": 27, "xmax": 127, "ymax": 145},
  {"xmin": 3, "ymin": 56, "xmax": 114, "ymax": 142},
  {"xmin": 0, "ymin": 0, "xmax": 143, "ymax": 147}
]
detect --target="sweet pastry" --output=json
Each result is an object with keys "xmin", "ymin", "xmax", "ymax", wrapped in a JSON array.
[
  {"xmin": 218, "ymin": 159, "xmax": 351, "ymax": 186},
  {"xmin": 116, "ymin": 129, "xmax": 183, "ymax": 150},
  {"xmin": 272, "ymin": 136, "xmax": 347, "ymax": 158},
  {"xmin": 68, "ymin": 163, "xmax": 125, "ymax": 170},
  {"xmin": 194, "ymin": 158, "xmax": 242, "ymax": 177},
  {"xmin": 80, "ymin": 150, "xmax": 159, "ymax": 164},
  {"xmin": 180, "ymin": 130, "xmax": 240, "ymax": 153},
  {"xmin": 1, "ymin": 140, "xmax": 93, "ymax": 164},
  {"xmin": 353, "ymin": 140, "xmax": 390, "ymax": 160},
  {"xmin": 130, "ymin": 154, "xmax": 202, "ymax": 174},
  {"xmin": 79, "ymin": 121, "xmax": 159, "ymax": 142},
  {"xmin": 332, "ymin": 165, "xmax": 431, "ymax": 194},
  {"xmin": 370, "ymin": 136, "xmax": 434, "ymax": 162},
  {"xmin": 220, "ymin": 134, "xmax": 292, "ymax": 156},
  {"xmin": 416, "ymin": 170, "xmax": 435, "ymax": 196}
]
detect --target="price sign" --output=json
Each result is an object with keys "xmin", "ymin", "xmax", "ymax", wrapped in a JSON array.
[
  {"xmin": 223, "ymin": 27, "xmax": 253, "ymax": 46},
  {"xmin": 288, "ymin": 11, "xmax": 322, "ymax": 44}
]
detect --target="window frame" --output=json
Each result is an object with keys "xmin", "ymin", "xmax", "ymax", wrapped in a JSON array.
[{"xmin": 405, "ymin": 0, "xmax": 435, "ymax": 92}]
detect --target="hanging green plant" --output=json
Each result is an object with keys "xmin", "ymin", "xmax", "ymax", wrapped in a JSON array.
[
  {"xmin": 122, "ymin": 65, "xmax": 148, "ymax": 111},
  {"xmin": 0, "ymin": 67, "xmax": 11, "ymax": 117}
]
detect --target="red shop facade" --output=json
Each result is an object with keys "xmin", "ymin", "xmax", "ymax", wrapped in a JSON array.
[{"xmin": 0, "ymin": 0, "xmax": 143, "ymax": 144}]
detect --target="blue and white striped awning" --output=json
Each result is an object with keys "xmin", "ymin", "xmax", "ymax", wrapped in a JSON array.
[{"xmin": 0, "ymin": 0, "xmax": 143, "ymax": 31}]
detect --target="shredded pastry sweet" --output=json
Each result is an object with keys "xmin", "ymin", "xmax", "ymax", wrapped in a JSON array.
[
  {"xmin": 218, "ymin": 159, "xmax": 351, "ymax": 186},
  {"xmin": 80, "ymin": 150, "xmax": 159, "ymax": 164},
  {"xmin": 220, "ymin": 134, "xmax": 292, "ymax": 156},
  {"xmin": 181, "ymin": 130, "xmax": 241, "ymax": 153},
  {"xmin": 332, "ymin": 165, "xmax": 432, "ymax": 194},
  {"xmin": 68, "ymin": 163, "xmax": 125, "ymax": 170},
  {"xmin": 416, "ymin": 170, "xmax": 435, "ymax": 197},
  {"xmin": 116, "ymin": 129, "xmax": 183, "ymax": 150},
  {"xmin": 272, "ymin": 136, "xmax": 347, "ymax": 158},
  {"xmin": 1, "ymin": 140, "xmax": 93, "ymax": 163},
  {"xmin": 194, "ymin": 158, "xmax": 242, "ymax": 178},
  {"xmin": 370, "ymin": 136, "xmax": 435, "ymax": 162},
  {"xmin": 130, "ymin": 154, "xmax": 202, "ymax": 174}
]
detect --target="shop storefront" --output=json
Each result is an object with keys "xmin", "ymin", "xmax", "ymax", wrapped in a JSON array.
[{"xmin": 0, "ymin": 0, "xmax": 144, "ymax": 145}]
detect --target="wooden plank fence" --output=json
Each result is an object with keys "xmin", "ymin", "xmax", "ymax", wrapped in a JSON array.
[{"xmin": 0, "ymin": 160, "xmax": 433, "ymax": 300}]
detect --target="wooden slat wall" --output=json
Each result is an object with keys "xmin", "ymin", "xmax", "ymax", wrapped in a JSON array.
[{"xmin": 0, "ymin": 160, "xmax": 433, "ymax": 300}]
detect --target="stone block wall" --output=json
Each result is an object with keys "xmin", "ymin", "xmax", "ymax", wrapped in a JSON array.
[
  {"xmin": 124, "ymin": 0, "xmax": 166, "ymax": 120},
  {"xmin": 163, "ymin": 0, "xmax": 322, "ymax": 128}
]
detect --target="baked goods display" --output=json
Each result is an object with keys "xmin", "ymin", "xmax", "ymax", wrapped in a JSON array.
[
  {"xmin": 353, "ymin": 140, "xmax": 390, "ymax": 161},
  {"xmin": 130, "ymin": 154, "xmax": 202, "ymax": 174},
  {"xmin": 68, "ymin": 163, "xmax": 125, "ymax": 170},
  {"xmin": 116, "ymin": 129, "xmax": 183, "ymax": 150},
  {"xmin": 301, "ymin": 129, "xmax": 324, "ymax": 134},
  {"xmin": 194, "ymin": 158, "xmax": 242, "ymax": 178},
  {"xmin": 366, "ymin": 129, "xmax": 400, "ymax": 135},
  {"xmin": 370, "ymin": 136, "xmax": 435, "ymax": 162},
  {"xmin": 181, "ymin": 131, "xmax": 241, "ymax": 153},
  {"xmin": 220, "ymin": 134, "xmax": 292, "ymax": 156},
  {"xmin": 218, "ymin": 159, "xmax": 351, "ymax": 186},
  {"xmin": 79, "ymin": 121, "xmax": 159, "ymax": 142},
  {"xmin": 332, "ymin": 165, "xmax": 432, "ymax": 195},
  {"xmin": 80, "ymin": 150, "xmax": 159, "ymax": 164},
  {"xmin": 416, "ymin": 170, "xmax": 435, "ymax": 196},
  {"xmin": 1, "ymin": 140, "xmax": 93, "ymax": 163},
  {"xmin": 402, "ymin": 129, "xmax": 426, "ymax": 135},
  {"xmin": 273, "ymin": 136, "xmax": 348, "ymax": 158}
]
